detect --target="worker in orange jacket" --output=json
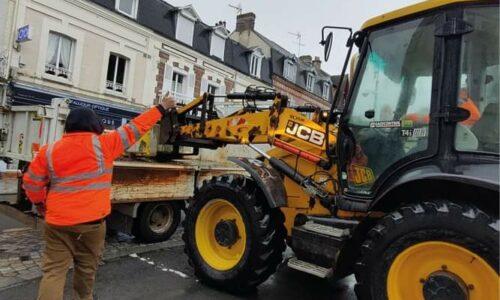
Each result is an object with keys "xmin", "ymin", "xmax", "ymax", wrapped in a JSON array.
[
  {"xmin": 23, "ymin": 94, "xmax": 175, "ymax": 300},
  {"xmin": 404, "ymin": 88, "xmax": 481, "ymax": 126}
]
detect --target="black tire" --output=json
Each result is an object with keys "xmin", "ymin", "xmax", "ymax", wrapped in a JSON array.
[
  {"xmin": 133, "ymin": 201, "xmax": 181, "ymax": 243},
  {"xmin": 354, "ymin": 200, "xmax": 499, "ymax": 300},
  {"xmin": 183, "ymin": 175, "xmax": 287, "ymax": 293}
]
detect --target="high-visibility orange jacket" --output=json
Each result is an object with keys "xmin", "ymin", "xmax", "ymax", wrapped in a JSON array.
[
  {"xmin": 403, "ymin": 97, "xmax": 481, "ymax": 126},
  {"xmin": 23, "ymin": 106, "xmax": 163, "ymax": 226}
]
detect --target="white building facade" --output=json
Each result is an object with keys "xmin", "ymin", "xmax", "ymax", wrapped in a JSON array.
[{"xmin": 0, "ymin": 0, "xmax": 273, "ymax": 129}]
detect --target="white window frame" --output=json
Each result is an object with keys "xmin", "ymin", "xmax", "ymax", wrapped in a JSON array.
[
  {"xmin": 306, "ymin": 72, "xmax": 315, "ymax": 92},
  {"xmin": 322, "ymin": 82, "xmax": 330, "ymax": 99},
  {"xmin": 249, "ymin": 50, "xmax": 263, "ymax": 78},
  {"xmin": 175, "ymin": 6, "xmax": 199, "ymax": 47},
  {"xmin": 283, "ymin": 59, "xmax": 296, "ymax": 81},
  {"xmin": 45, "ymin": 32, "xmax": 74, "ymax": 80},
  {"xmin": 210, "ymin": 27, "xmax": 228, "ymax": 60},
  {"xmin": 169, "ymin": 69, "xmax": 194, "ymax": 103},
  {"xmin": 115, "ymin": 0, "xmax": 139, "ymax": 19},
  {"xmin": 171, "ymin": 71, "xmax": 186, "ymax": 95},
  {"xmin": 105, "ymin": 53, "xmax": 129, "ymax": 94}
]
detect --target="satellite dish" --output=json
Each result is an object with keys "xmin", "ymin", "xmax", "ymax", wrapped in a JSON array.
[{"xmin": 323, "ymin": 32, "xmax": 333, "ymax": 62}]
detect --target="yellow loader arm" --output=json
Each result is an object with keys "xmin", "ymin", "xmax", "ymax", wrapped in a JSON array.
[{"xmin": 161, "ymin": 88, "xmax": 335, "ymax": 167}]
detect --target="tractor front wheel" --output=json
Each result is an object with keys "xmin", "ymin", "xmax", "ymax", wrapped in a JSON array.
[
  {"xmin": 354, "ymin": 200, "xmax": 499, "ymax": 300},
  {"xmin": 183, "ymin": 175, "xmax": 286, "ymax": 293}
]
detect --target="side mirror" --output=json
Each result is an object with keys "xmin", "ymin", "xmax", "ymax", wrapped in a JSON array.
[{"xmin": 321, "ymin": 32, "xmax": 333, "ymax": 62}]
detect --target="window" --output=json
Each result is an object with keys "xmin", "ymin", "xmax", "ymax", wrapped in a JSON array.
[
  {"xmin": 45, "ymin": 32, "xmax": 74, "ymax": 79},
  {"xmin": 106, "ymin": 54, "xmax": 128, "ymax": 93},
  {"xmin": 210, "ymin": 29, "xmax": 227, "ymax": 60},
  {"xmin": 283, "ymin": 59, "xmax": 296, "ymax": 81},
  {"xmin": 250, "ymin": 51, "xmax": 263, "ymax": 78},
  {"xmin": 306, "ymin": 73, "xmax": 315, "ymax": 92},
  {"xmin": 455, "ymin": 6, "xmax": 499, "ymax": 154},
  {"xmin": 172, "ymin": 72, "xmax": 185, "ymax": 97},
  {"xmin": 346, "ymin": 16, "xmax": 436, "ymax": 191},
  {"xmin": 176, "ymin": 7, "xmax": 199, "ymax": 46},
  {"xmin": 207, "ymin": 84, "xmax": 218, "ymax": 95},
  {"xmin": 116, "ymin": 0, "xmax": 138, "ymax": 18},
  {"xmin": 322, "ymin": 82, "xmax": 330, "ymax": 100}
]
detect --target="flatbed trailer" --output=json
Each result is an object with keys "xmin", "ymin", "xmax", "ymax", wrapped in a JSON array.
[{"xmin": 0, "ymin": 98, "xmax": 249, "ymax": 242}]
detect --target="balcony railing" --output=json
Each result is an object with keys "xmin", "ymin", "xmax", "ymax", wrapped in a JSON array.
[
  {"xmin": 106, "ymin": 81, "xmax": 126, "ymax": 93},
  {"xmin": 160, "ymin": 88, "xmax": 193, "ymax": 104},
  {"xmin": 45, "ymin": 64, "xmax": 72, "ymax": 80}
]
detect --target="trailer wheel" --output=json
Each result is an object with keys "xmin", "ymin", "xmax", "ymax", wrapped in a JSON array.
[
  {"xmin": 133, "ymin": 202, "xmax": 181, "ymax": 243},
  {"xmin": 354, "ymin": 200, "xmax": 499, "ymax": 300},
  {"xmin": 183, "ymin": 175, "xmax": 286, "ymax": 293}
]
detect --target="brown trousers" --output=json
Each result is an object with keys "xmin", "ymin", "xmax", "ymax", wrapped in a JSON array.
[{"xmin": 37, "ymin": 221, "xmax": 106, "ymax": 300}]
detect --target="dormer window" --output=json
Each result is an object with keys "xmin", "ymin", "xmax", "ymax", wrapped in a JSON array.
[
  {"xmin": 210, "ymin": 25, "xmax": 229, "ymax": 60},
  {"xmin": 116, "ymin": 0, "xmax": 138, "ymax": 19},
  {"xmin": 322, "ymin": 82, "xmax": 330, "ymax": 99},
  {"xmin": 283, "ymin": 58, "xmax": 296, "ymax": 81},
  {"xmin": 306, "ymin": 72, "xmax": 315, "ymax": 92},
  {"xmin": 249, "ymin": 48, "xmax": 264, "ymax": 78},
  {"xmin": 175, "ymin": 5, "xmax": 200, "ymax": 46}
]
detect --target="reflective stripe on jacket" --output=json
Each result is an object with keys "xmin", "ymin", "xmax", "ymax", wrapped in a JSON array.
[{"xmin": 23, "ymin": 106, "xmax": 162, "ymax": 226}]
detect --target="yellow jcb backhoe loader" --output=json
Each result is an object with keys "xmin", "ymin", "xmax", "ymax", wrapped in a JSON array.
[{"xmin": 159, "ymin": 1, "xmax": 499, "ymax": 299}]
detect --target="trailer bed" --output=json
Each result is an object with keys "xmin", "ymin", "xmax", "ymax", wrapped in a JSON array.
[{"xmin": 111, "ymin": 159, "xmax": 245, "ymax": 203}]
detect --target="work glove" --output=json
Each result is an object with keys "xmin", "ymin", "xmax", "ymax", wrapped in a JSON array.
[{"xmin": 160, "ymin": 92, "xmax": 176, "ymax": 111}]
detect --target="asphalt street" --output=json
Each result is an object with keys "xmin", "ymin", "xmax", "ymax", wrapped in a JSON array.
[{"xmin": 0, "ymin": 245, "xmax": 357, "ymax": 300}]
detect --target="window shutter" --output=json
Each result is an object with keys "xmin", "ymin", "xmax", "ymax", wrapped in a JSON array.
[
  {"xmin": 215, "ymin": 82, "xmax": 226, "ymax": 103},
  {"xmin": 163, "ymin": 65, "xmax": 173, "ymax": 93},
  {"xmin": 201, "ymin": 78, "xmax": 208, "ymax": 95},
  {"xmin": 187, "ymin": 73, "xmax": 195, "ymax": 97}
]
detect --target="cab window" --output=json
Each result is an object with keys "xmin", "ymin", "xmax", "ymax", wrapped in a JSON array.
[
  {"xmin": 345, "ymin": 15, "xmax": 437, "ymax": 192},
  {"xmin": 455, "ymin": 6, "xmax": 499, "ymax": 153}
]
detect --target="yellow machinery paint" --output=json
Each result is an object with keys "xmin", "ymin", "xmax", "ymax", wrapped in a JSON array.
[
  {"xmin": 362, "ymin": 0, "xmax": 477, "ymax": 29},
  {"xmin": 177, "ymin": 95, "xmax": 338, "ymax": 236},
  {"xmin": 387, "ymin": 241, "xmax": 499, "ymax": 300},
  {"xmin": 194, "ymin": 199, "xmax": 247, "ymax": 271},
  {"xmin": 170, "ymin": 0, "xmax": 499, "ymax": 295}
]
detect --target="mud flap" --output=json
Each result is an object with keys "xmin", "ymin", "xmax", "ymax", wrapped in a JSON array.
[{"xmin": 228, "ymin": 157, "xmax": 287, "ymax": 208}]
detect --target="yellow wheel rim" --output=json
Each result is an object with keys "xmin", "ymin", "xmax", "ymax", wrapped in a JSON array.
[
  {"xmin": 195, "ymin": 199, "xmax": 247, "ymax": 271},
  {"xmin": 387, "ymin": 241, "xmax": 499, "ymax": 300}
]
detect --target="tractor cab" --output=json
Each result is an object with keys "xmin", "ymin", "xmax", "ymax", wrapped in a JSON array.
[{"xmin": 323, "ymin": 1, "xmax": 499, "ymax": 203}]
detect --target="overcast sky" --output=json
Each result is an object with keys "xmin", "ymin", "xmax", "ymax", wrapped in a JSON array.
[{"xmin": 166, "ymin": 0, "xmax": 421, "ymax": 75}]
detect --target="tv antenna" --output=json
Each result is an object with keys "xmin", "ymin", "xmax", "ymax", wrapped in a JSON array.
[
  {"xmin": 228, "ymin": 3, "xmax": 243, "ymax": 15},
  {"xmin": 288, "ymin": 32, "xmax": 305, "ymax": 56}
]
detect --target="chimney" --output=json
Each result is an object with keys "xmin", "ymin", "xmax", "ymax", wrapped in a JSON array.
[
  {"xmin": 236, "ymin": 13, "xmax": 256, "ymax": 32},
  {"xmin": 300, "ymin": 55, "xmax": 312, "ymax": 65},
  {"xmin": 312, "ymin": 56, "xmax": 321, "ymax": 69}
]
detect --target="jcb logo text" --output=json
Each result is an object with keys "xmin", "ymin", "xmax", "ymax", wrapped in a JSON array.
[{"xmin": 285, "ymin": 121, "xmax": 325, "ymax": 146}]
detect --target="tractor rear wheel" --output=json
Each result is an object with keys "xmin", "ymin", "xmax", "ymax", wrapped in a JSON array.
[
  {"xmin": 354, "ymin": 200, "xmax": 499, "ymax": 300},
  {"xmin": 183, "ymin": 175, "xmax": 286, "ymax": 293}
]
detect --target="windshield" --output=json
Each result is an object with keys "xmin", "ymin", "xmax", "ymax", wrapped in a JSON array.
[{"xmin": 344, "ymin": 15, "xmax": 437, "ymax": 191}]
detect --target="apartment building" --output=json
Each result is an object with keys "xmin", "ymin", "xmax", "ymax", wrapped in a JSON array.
[
  {"xmin": 230, "ymin": 13, "xmax": 334, "ymax": 109},
  {"xmin": 0, "ymin": 0, "xmax": 273, "ymax": 128}
]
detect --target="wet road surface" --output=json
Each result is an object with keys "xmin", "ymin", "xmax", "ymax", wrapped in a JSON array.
[{"xmin": 0, "ymin": 245, "xmax": 357, "ymax": 300}]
